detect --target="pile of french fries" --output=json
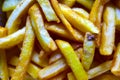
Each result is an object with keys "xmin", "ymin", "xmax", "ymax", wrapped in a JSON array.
[{"xmin": 1, "ymin": 0, "xmax": 120, "ymax": 80}]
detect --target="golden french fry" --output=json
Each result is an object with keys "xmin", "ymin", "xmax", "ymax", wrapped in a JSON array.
[
  {"xmin": 5, "ymin": 0, "xmax": 35, "ymax": 34},
  {"xmin": 60, "ymin": 4, "xmax": 99, "ymax": 34},
  {"xmin": 11, "ymin": 17, "xmax": 35, "ymax": 80},
  {"xmin": 38, "ymin": 59, "xmax": 68, "ymax": 80},
  {"xmin": 46, "ymin": 23, "xmax": 84, "ymax": 42},
  {"xmin": 29, "ymin": 4, "xmax": 57, "ymax": 53},
  {"xmin": 51, "ymin": 0, "xmax": 78, "ymax": 40},
  {"xmin": 100, "ymin": 5, "xmax": 115, "ymax": 55},
  {"xmin": 88, "ymin": 60, "xmax": 112, "ymax": 79},
  {"xmin": 72, "ymin": 8, "xmax": 89, "ymax": 19},
  {"xmin": 59, "ymin": 0, "xmax": 76, "ymax": 7},
  {"xmin": 56, "ymin": 40, "xmax": 88, "ymax": 80},
  {"xmin": 37, "ymin": 0, "xmax": 60, "ymax": 22},
  {"xmin": 0, "ymin": 27, "xmax": 25, "ymax": 49},
  {"xmin": 82, "ymin": 32, "xmax": 95, "ymax": 70},
  {"xmin": 76, "ymin": 0, "xmax": 94, "ymax": 10},
  {"xmin": 111, "ymin": 43, "xmax": 120, "ymax": 76},
  {"xmin": 2, "ymin": 0, "xmax": 21, "ymax": 11},
  {"xmin": 67, "ymin": 72, "xmax": 76, "ymax": 80},
  {"xmin": 0, "ymin": 27, "xmax": 7, "ymax": 37}
]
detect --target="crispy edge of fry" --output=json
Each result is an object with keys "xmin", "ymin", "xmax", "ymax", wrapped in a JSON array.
[
  {"xmin": 72, "ymin": 8, "xmax": 89, "ymax": 19},
  {"xmin": 67, "ymin": 72, "xmax": 76, "ymax": 80},
  {"xmin": 29, "ymin": 3, "xmax": 57, "ymax": 53},
  {"xmin": 5, "ymin": 0, "xmax": 35, "ymax": 34},
  {"xmin": 59, "ymin": 3, "xmax": 99, "ymax": 34},
  {"xmin": 82, "ymin": 32, "xmax": 96, "ymax": 70},
  {"xmin": 56, "ymin": 40, "xmax": 88, "ymax": 80},
  {"xmin": 76, "ymin": 0, "xmax": 94, "ymax": 10},
  {"xmin": 115, "ymin": 7, "xmax": 120, "ymax": 26},
  {"xmin": 38, "ymin": 59, "xmax": 68, "ymax": 80},
  {"xmin": 11, "ymin": 17, "xmax": 35, "ymax": 80},
  {"xmin": 88, "ymin": 60, "xmax": 112, "ymax": 79},
  {"xmin": 99, "ymin": 5, "xmax": 115, "ymax": 55},
  {"xmin": 46, "ymin": 23, "xmax": 84, "ymax": 42},
  {"xmin": 51, "ymin": 0, "xmax": 78, "ymax": 40},
  {"xmin": 111, "ymin": 43, "xmax": 120, "ymax": 76},
  {"xmin": 37, "ymin": 0, "xmax": 60, "ymax": 22},
  {"xmin": 0, "ymin": 27, "xmax": 25, "ymax": 49}
]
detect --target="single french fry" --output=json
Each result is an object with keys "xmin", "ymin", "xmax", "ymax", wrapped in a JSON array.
[
  {"xmin": 59, "ymin": 0, "xmax": 76, "ymax": 7},
  {"xmin": 88, "ymin": 60, "xmax": 112, "ymax": 79},
  {"xmin": 51, "ymin": 0, "xmax": 78, "ymax": 40},
  {"xmin": 2, "ymin": 0, "xmax": 21, "ymax": 11},
  {"xmin": 75, "ymin": 47, "xmax": 83, "ymax": 60},
  {"xmin": 37, "ymin": 0, "xmax": 60, "ymax": 22},
  {"xmin": 5, "ymin": 0, "xmax": 35, "ymax": 34},
  {"xmin": 29, "ymin": 4, "xmax": 57, "ymax": 53},
  {"xmin": 56, "ymin": 40, "xmax": 88, "ymax": 80},
  {"xmin": 32, "ymin": 50, "xmax": 49, "ymax": 67},
  {"xmin": 11, "ymin": 17, "xmax": 35, "ymax": 80},
  {"xmin": 100, "ymin": 5, "xmax": 115, "ymax": 55},
  {"xmin": 111, "ymin": 43, "xmax": 120, "ymax": 76},
  {"xmin": 0, "ymin": 27, "xmax": 9, "ymax": 80},
  {"xmin": 60, "ymin": 4, "xmax": 99, "ymax": 34},
  {"xmin": 0, "ymin": 27, "xmax": 25, "ymax": 49},
  {"xmin": 38, "ymin": 59, "xmax": 68, "ymax": 80},
  {"xmin": 46, "ymin": 23, "xmax": 84, "ymax": 42},
  {"xmin": 72, "ymin": 8, "xmax": 89, "ymax": 19},
  {"xmin": 67, "ymin": 72, "xmax": 76, "ymax": 80},
  {"xmin": 76, "ymin": 0, "xmax": 94, "ymax": 10},
  {"xmin": 82, "ymin": 32, "xmax": 95, "ymax": 70}
]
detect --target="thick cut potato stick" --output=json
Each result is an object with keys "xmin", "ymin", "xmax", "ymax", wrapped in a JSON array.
[
  {"xmin": 38, "ymin": 59, "xmax": 68, "ymax": 80},
  {"xmin": 76, "ymin": 0, "xmax": 94, "ymax": 10},
  {"xmin": 56, "ymin": 40, "xmax": 88, "ymax": 80},
  {"xmin": 59, "ymin": 0, "xmax": 76, "ymax": 7},
  {"xmin": 111, "ymin": 43, "xmax": 120, "ymax": 76},
  {"xmin": 100, "ymin": 5, "xmax": 115, "ymax": 55},
  {"xmin": 2, "ymin": 0, "xmax": 21, "ymax": 12},
  {"xmin": 29, "ymin": 4, "xmax": 57, "ymax": 53},
  {"xmin": 67, "ymin": 72, "xmax": 76, "ymax": 80},
  {"xmin": 11, "ymin": 17, "xmax": 35, "ymax": 80},
  {"xmin": 51, "ymin": 0, "xmax": 77, "ymax": 40},
  {"xmin": 60, "ymin": 4, "xmax": 99, "ymax": 34},
  {"xmin": 82, "ymin": 32, "xmax": 95, "ymax": 70},
  {"xmin": 0, "ymin": 27, "xmax": 25, "ymax": 49},
  {"xmin": 37, "ymin": 0, "xmax": 60, "ymax": 22},
  {"xmin": 32, "ymin": 50, "xmax": 49, "ymax": 67},
  {"xmin": 72, "ymin": 8, "xmax": 89, "ymax": 19},
  {"xmin": 5, "ymin": 0, "xmax": 35, "ymax": 34},
  {"xmin": 46, "ymin": 23, "xmax": 84, "ymax": 42},
  {"xmin": 88, "ymin": 60, "xmax": 112, "ymax": 79}
]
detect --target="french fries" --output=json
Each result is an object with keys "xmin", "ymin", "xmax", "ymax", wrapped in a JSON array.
[
  {"xmin": 59, "ymin": 0, "xmax": 76, "ymax": 7},
  {"xmin": 29, "ymin": 4, "xmax": 57, "ymax": 53},
  {"xmin": 11, "ymin": 17, "xmax": 35, "ymax": 80},
  {"xmin": 67, "ymin": 72, "xmax": 76, "ymax": 80}
]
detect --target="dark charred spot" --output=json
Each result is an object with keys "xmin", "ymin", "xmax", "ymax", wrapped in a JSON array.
[{"xmin": 87, "ymin": 34, "xmax": 95, "ymax": 41}]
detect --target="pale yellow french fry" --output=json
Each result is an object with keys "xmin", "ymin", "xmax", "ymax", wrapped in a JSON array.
[
  {"xmin": 29, "ymin": 4, "xmax": 57, "ymax": 53},
  {"xmin": 0, "ymin": 27, "xmax": 9, "ymax": 80},
  {"xmin": 75, "ymin": 47, "xmax": 83, "ymax": 60},
  {"xmin": 11, "ymin": 17, "xmax": 35, "ymax": 80},
  {"xmin": 82, "ymin": 32, "xmax": 95, "ymax": 70},
  {"xmin": 111, "ymin": 43, "xmax": 120, "ymax": 76},
  {"xmin": 59, "ymin": 0, "xmax": 76, "ymax": 7},
  {"xmin": 2, "ymin": 0, "xmax": 21, "ymax": 11},
  {"xmin": 8, "ymin": 67, "xmax": 14, "ymax": 77},
  {"xmin": 0, "ymin": 27, "xmax": 25, "ymax": 49},
  {"xmin": 60, "ymin": 4, "xmax": 99, "ymax": 34},
  {"xmin": 38, "ymin": 59, "xmax": 68, "ymax": 80},
  {"xmin": 76, "ymin": 0, "xmax": 94, "ymax": 10},
  {"xmin": 5, "ymin": 0, "xmax": 35, "ymax": 34},
  {"xmin": 46, "ymin": 23, "xmax": 84, "ymax": 42},
  {"xmin": 51, "ymin": 0, "xmax": 78, "ymax": 40},
  {"xmin": 88, "ymin": 60, "xmax": 112, "ymax": 79},
  {"xmin": 32, "ymin": 50, "xmax": 49, "ymax": 67},
  {"xmin": 100, "ymin": 5, "xmax": 115, "ymax": 55},
  {"xmin": 37, "ymin": 0, "xmax": 60, "ymax": 22},
  {"xmin": 56, "ymin": 40, "xmax": 88, "ymax": 80},
  {"xmin": 67, "ymin": 72, "xmax": 76, "ymax": 80},
  {"xmin": 72, "ymin": 8, "xmax": 89, "ymax": 19}
]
